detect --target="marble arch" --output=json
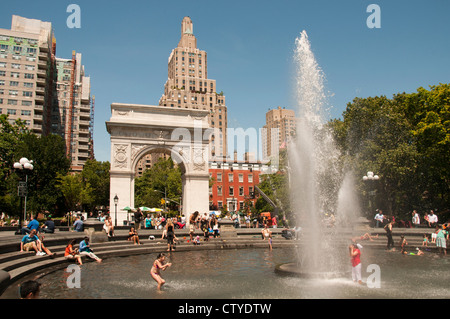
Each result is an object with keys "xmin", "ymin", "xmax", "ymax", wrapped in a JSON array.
[{"xmin": 106, "ymin": 103, "xmax": 211, "ymax": 225}]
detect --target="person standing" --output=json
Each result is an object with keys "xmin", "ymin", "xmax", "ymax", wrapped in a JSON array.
[
  {"xmin": 349, "ymin": 244, "xmax": 362, "ymax": 284},
  {"xmin": 435, "ymin": 225, "xmax": 448, "ymax": 256},
  {"xmin": 150, "ymin": 253, "xmax": 172, "ymax": 291},
  {"xmin": 262, "ymin": 224, "xmax": 273, "ymax": 250},
  {"xmin": 384, "ymin": 220, "xmax": 395, "ymax": 250},
  {"xmin": 412, "ymin": 210, "xmax": 420, "ymax": 228},
  {"xmin": 134, "ymin": 208, "xmax": 143, "ymax": 230},
  {"xmin": 165, "ymin": 219, "xmax": 177, "ymax": 251}
]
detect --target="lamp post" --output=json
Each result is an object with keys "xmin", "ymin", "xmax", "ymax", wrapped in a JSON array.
[
  {"xmin": 13, "ymin": 157, "xmax": 34, "ymax": 234},
  {"xmin": 362, "ymin": 171, "xmax": 379, "ymax": 214},
  {"xmin": 114, "ymin": 194, "xmax": 118, "ymax": 227}
]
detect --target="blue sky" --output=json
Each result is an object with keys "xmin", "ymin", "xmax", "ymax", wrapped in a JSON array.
[{"xmin": 1, "ymin": 0, "xmax": 449, "ymax": 162}]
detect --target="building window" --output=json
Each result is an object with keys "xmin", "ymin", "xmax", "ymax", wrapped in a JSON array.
[
  {"xmin": 229, "ymin": 186, "xmax": 234, "ymax": 196},
  {"xmin": 228, "ymin": 173, "xmax": 233, "ymax": 182},
  {"xmin": 21, "ymin": 110, "xmax": 31, "ymax": 116},
  {"xmin": 239, "ymin": 187, "xmax": 244, "ymax": 196},
  {"xmin": 7, "ymin": 108, "xmax": 17, "ymax": 114},
  {"xmin": 238, "ymin": 174, "xmax": 243, "ymax": 183},
  {"xmin": 217, "ymin": 173, "xmax": 222, "ymax": 182},
  {"xmin": 23, "ymin": 91, "xmax": 33, "ymax": 97},
  {"xmin": 248, "ymin": 174, "xmax": 253, "ymax": 183},
  {"xmin": 217, "ymin": 186, "xmax": 222, "ymax": 196}
]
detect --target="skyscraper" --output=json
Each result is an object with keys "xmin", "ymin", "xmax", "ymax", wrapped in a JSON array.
[
  {"xmin": 262, "ymin": 106, "xmax": 297, "ymax": 159},
  {"xmin": 0, "ymin": 15, "xmax": 54, "ymax": 135},
  {"xmin": 0, "ymin": 15, "xmax": 94, "ymax": 171},
  {"xmin": 54, "ymin": 52, "xmax": 93, "ymax": 171},
  {"xmin": 159, "ymin": 17, "xmax": 227, "ymax": 159}
]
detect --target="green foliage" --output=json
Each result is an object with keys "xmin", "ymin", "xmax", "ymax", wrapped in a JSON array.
[
  {"xmin": 134, "ymin": 157, "xmax": 182, "ymax": 210},
  {"xmin": 331, "ymin": 83, "xmax": 450, "ymax": 219},
  {"xmin": 81, "ymin": 159, "xmax": 110, "ymax": 210}
]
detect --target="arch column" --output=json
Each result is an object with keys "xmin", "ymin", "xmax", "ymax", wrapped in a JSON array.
[{"xmin": 182, "ymin": 172, "xmax": 210, "ymax": 224}]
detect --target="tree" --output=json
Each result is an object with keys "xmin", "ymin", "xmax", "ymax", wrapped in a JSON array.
[
  {"xmin": 56, "ymin": 173, "xmax": 92, "ymax": 211},
  {"xmin": 329, "ymin": 83, "xmax": 450, "ymax": 219},
  {"xmin": 15, "ymin": 134, "xmax": 70, "ymax": 215},
  {"xmin": 134, "ymin": 157, "xmax": 182, "ymax": 210},
  {"xmin": 0, "ymin": 115, "xmax": 30, "ymax": 215},
  {"xmin": 81, "ymin": 159, "xmax": 110, "ymax": 211}
]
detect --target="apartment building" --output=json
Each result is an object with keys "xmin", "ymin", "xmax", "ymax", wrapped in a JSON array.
[
  {"xmin": 159, "ymin": 17, "xmax": 227, "ymax": 159},
  {"xmin": 262, "ymin": 106, "xmax": 297, "ymax": 159},
  {"xmin": 54, "ymin": 52, "xmax": 93, "ymax": 171},
  {"xmin": 0, "ymin": 15, "xmax": 94, "ymax": 171},
  {"xmin": 0, "ymin": 15, "xmax": 54, "ymax": 135}
]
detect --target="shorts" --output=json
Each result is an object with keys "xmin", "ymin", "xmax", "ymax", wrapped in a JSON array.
[
  {"xmin": 436, "ymin": 238, "xmax": 447, "ymax": 248},
  {"xmin": 23, "ymin": 242, "xmax": 35, "ymax": 251}
]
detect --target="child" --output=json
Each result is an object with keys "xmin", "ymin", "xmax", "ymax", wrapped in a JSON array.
[
  {"xmin": 193, "ymin": 235, "xmax": 201, "ymax": 245},
  {"xmin": 399, "ymin": 235, "xmax": 408, "ymax": 254},
  {"xmin": 431, "ymin": 228, "xmax": 437, "ymax": 243},
  {"xmin": 150, "ymin": 253, "xmax": 172, "ymax": 291},
  {"xmin": 422, "ymin": 234, "xmax": 429, "ymax": 246}
]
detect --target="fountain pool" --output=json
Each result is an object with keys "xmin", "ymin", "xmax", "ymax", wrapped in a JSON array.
[{"xmin": 1, "ymin": 247, "xmax": 449, "ymax": 299}]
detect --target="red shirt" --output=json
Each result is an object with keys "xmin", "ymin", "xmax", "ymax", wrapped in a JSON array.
[{"xmin": 351, "ymin": 248, "xmax": 361, "ymax": 267}]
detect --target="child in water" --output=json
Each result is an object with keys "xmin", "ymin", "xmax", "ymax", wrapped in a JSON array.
[{"xmin": 150, "ymin": 253, "xmax": 172, "ymax": 291}]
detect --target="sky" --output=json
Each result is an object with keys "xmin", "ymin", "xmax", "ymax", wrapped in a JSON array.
[{"xmin": 1, "ymin": 0, "xmax": 449, "ymax": 162}]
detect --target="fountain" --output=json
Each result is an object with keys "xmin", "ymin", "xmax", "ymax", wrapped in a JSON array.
[{"xmin": 277, "ymin": 30, "xmax": 359, "ymax": 278}]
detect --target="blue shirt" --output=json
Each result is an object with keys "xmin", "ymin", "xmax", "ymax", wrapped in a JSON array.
[
  {"xmin": 79, "ymin": 240, "xmax": 89, "ymax": 252},
  {"xmin": 73, "ymin": 220, "xmax": 84, "ymax": 232},
  {"xmin": 27, "ymin": 219, "xmax": 39, "ymax": 230},
  {"xmin": 21, "ymin": 234, "xmax": 38, "ymax": 244}
]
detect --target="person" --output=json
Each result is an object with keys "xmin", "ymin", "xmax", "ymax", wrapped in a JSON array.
[
  {"xmin": 201, "ymin": 217, "xmax": 210, "ymax": 241},
  {"xmin": 374, "ymin": 210, "xmax": 384, "ymax": 228},
  {"xmin": 352, "ymin": 233, "xmax": 379, "ymax": 242},
  {"xmin": 399, "ymin": 235, "xmax": 408, "ymax": 254},
  {"xmin": 431, "ymin": 228, "xmax": 437, "ymax": 244},
  {"xmin": 73, "ymin": 216, "xmax": 84, "ymax": 232},
  {"xmin": 245, "ymin": 215, "xmax": 251, "ymax": 228},
  {"xmin": 384, "ymin": 220, "xmax": 395, "ymax": 250},
  {"xmin": 412, "ymin": 210, "xmax": 420, "ymax": 228},
  {"xmin": 37, "ymin": 234, "xmax": 56, "ymax": 257},
  {"xmin": 211, "ymin": 216, "xmax": 219, "ymax": 238},
  {"xmin": 79, "ymin": 236, "xmax": 102, "ymax": 262},
  {"xmin": 41, "ymin": 216, "xmax": 55, "ymax": 233},
  {"xmin": 103, "ymin": 215, "xmax": 114, "ymax": 237},
  {"xmin": 428, "ymin": 211, "xmax": 438, "ymax": 228},
  {"xmin": 349, "ymin": 243, "xmax": 362, "ymax": 284},
  {"xmin": 128, "ymin": 227, "xmax": 142, "ymax": 245},
  {"xmin": 64, "ymin": 239, "xmax": 82, "ymax": 265},
  {"xmin": 165, "ymin": 219, "xmax": 177, "ymax": 251},
  {"xmin": 435, "ymin": 225, "xmax": 448, "ymax": 256},
  {"xmin": 150, "ymin": 253, "xmax": 172, "ymax": 291},
  {"xmin": 20, "ymin": 229, "xmax": 45, "ymax": 256},
  {"xmin": 262, "ymin": 224, "xmax": 272, "ymax": 250},
  {"xmin": 145, "ymin": 214, "xmax": 152, "ymax": 229},
  {"xmin": 272, "ymin": 215, "xmax": 277, "ymax": 228},
  {"xmin": 422, "ymin": 234, "xmax": 429, "ymax": 246},
  {"xmin": 19, "ymin": 280, "xmax": 41, "ymax": 299},
  {"xmin": 21, "ymin": 215, "xmax": 40, "ymax": 235},
  {"xmin": 189, "ymin": 211, "xmax": 199, "ymax": 241},
  {"xmin": 134, "ymin": 208, "xmax": 143, "ymax": 230}
]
